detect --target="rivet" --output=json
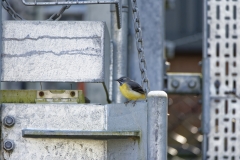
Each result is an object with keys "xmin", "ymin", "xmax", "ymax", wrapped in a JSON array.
[
  {"xmin": 171, "ymin": 79, "xmax": 179, "ymax": 88},
  {"xmin": 188, "ymin": 80, "xmax": 196, "ymax": 88}
]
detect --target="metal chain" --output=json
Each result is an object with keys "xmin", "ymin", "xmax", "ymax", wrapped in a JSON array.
[
  {"xmin": 47, "ymin": 4, "xmax": 71, "ymax": 21},
  {"xmin": 2, "ymin": 0, "xmax": 25, "ymax": 20},
  {"xmin": 130, "ymin": 0, "xmax": 150, "ymax": 94},
  {"xmin": 2, "ymin": 0, "xmax": 71, "ymax": 21}
]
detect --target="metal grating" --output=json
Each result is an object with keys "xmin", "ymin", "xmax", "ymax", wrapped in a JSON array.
[{"xmin": 207, "ymin": 0, "xmax": 240, "ymax": 159}]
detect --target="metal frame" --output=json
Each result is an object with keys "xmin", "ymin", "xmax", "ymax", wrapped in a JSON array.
[
  {"xmin": 21, "ymin": 0, "xmax": 122, "ymax": 29},
  {"xmin": 111, "ymin": 0, "xmax": 128, "ymax": 103},
  {"xmin": 202, "ymin": 0, "xmax": 210, "ymax": 159},
  {"xmin": 1, "ymin": 92, "xmax": 168, "ymax": 159},
  {"xmin": 204, "ymin": 0, "xmax": 240, "ymax": 159},
  {"xmin": 0, "ymin": 3, "xmax": 2, "ymax": 160},
  {"xmin": 1, "ymin": 1, "xmax": 168, "ymax": 159}
]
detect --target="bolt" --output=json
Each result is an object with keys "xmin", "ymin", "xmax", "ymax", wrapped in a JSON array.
[
  {"xmin": 171, "ymin": 79, "xmax": 179, "ymax": 88},
  {"xmin": 4, "ymin": 116, "xmax": 15, "ymax": 127},
  {"xmin": 3, "ymin": 140, "xmax": 14, "ymax": 151},
  {"xmin": 39, "ymin": 91, "xmax": 44, "ymax": 97},
  {"xmin": 188, "ymin": 80, "xmax": 196, "ymax": 88}
]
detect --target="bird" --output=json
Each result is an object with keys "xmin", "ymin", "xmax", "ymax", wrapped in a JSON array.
[{"xmin": 115, "ymin": 77, "xmax": 146, "ymax": 106}]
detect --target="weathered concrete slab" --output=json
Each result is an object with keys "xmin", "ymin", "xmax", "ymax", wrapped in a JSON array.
[
  {"xmin": 1, "ymin": 104, "xmax": 107, "ymax": 159},
  {"xmin": 1, "ymin": 21, "xmax": 110, "ymax": 83},
  {"xmin": 1, "ymin": 103, "xmax": 148, "ymax": 159}
]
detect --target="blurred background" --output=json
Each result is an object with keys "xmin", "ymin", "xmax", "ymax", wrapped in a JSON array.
[{"xmin": 2, "ymin": 0, "xmax": 203, "ymax": 159}]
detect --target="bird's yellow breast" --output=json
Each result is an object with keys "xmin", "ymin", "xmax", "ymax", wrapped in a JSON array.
[{"xmin": 119, "ymin": 83, "xmax": 146, "ymax": 100}]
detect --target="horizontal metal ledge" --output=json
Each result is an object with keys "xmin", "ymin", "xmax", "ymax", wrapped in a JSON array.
[{"xmin": 22, "ymin": 129, "xmax": 140, "ymax": 139}]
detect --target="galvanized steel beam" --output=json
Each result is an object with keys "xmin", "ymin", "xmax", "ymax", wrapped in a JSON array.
[
  {"xmin": 0, "ymin": 3, "xmax": 2, "ymax": 160},
  {"xmin": 147, "ymin": 91, "xmax": 168, "ymax": 160},
  {"xmin": 128, "ymin": 0, "xmax": 165, "ymax": 90},
  {"xmin": 202, "ymin": 0, "xmax": 210, "ymax": 159},
  {"xmin": 111, "ymin": 0, "xmax": 128, "ymax": 103}
]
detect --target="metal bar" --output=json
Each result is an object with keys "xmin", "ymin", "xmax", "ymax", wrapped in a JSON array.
[
  {"xmin": 0, "ymin": 2, "xmax": 2, "ymax": 159},
  {"xmin": 147, "ymin": 91, "xmax": 168, "ymax": 160},
  {"xmin": 22, "ymin": 0, "xmax": 119, "ymax": 5},
  {"xmin": 128, "ymin": 0, "xmax": 165, "ymax": 90},
  {"xmin": 22, "ymin": 129, "xmax": 140, "ymax": 139},
  {"xmin": 111, "ymin": 0, "xmax": 128, "ymax": 103},
  {"xmin": 202, "ymin": 0, "xmax": 210, "ymax": 159}
]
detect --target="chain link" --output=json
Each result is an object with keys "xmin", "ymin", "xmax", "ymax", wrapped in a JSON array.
[
  {"xmin": 47, "ymin": 4, "xmax": 71, "ymax": 21},
  {"xmin": 2, "ymin": 0, "xmax": 25, "ymax": 20},
  {"xmin": 130, "ymin": 0, "xmax": 150, "ymax": 94},
  {"xmin": 2, "ymin": 0, "xmax": 71, "ymax": 21}
]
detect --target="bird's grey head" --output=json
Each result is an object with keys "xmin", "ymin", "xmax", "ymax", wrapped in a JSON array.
[{"xmin": 115, "ymin": 77, "xmax": 131, "ymax": 85}]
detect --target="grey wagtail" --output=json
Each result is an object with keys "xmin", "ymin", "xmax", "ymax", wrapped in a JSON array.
[{"xmin": 115, "ymin": 77, "xmax": 146, "ymax": 106}]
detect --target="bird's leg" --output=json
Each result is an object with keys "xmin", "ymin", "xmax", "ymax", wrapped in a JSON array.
[
  {"xmin": 132, "ymin": 101, "xmax": 137, "ymax": 107},
  {"xmin": 124, "ymin": 100, "xmax": 131, "ymax": 106}
]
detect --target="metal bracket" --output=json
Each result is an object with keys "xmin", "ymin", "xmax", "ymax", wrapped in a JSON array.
[
  {"xmin": 0, "ymin": 90, "xmax": 85, "ymax": 103},
  {"xmin": 165, "ymin": 73, "xmax": 202, "ymax": 94},
  {"xmin": 21, "ymin": 0, "xmax": 122, "ymax": 29},
  {"xmin": 36, "ymin": 90, "xmax": 84, "ymax": 103}
]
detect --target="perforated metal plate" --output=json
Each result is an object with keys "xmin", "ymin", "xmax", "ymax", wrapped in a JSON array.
[{"xmin": 207, "ymin": 0, "xmax": 240, "ymax": 159}]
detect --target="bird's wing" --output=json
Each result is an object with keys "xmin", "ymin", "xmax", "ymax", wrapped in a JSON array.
[{"xmin": 128, "ymin": 81, "xmax": 145, "ymax": 94}]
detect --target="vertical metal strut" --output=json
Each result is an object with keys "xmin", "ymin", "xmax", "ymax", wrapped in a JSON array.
[{"xmin": 111, "ymin": 0, "xmax": 128, "ymax": 103}]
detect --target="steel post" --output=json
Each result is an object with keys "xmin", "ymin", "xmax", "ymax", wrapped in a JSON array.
[
  {"xmin": 202, "ymin": 0, "xmax": 210, "ymax": 159},
  {"xmin": 111, "ymin": 0, "xmax": 129, "ymax": 103},
  {"xmin": 0, "ymin": 3, "xmax": 2, "ymax": 160},
  {"xmin": 128, "ymin": 0, "xmax": 165, "ymax": 90},
  {"xmin": 147, "ymin": 91, "xmax": 168, "ymax": 160}
]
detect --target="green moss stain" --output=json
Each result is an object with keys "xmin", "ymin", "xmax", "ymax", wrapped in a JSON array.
[{"xmin": 0, "ymin": 90, "xmax": 85, "ymax": 103}]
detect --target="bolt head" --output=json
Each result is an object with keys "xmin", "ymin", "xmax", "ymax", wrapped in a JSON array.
[
  {"xmin": 188, "ymin": 80, "xmax": 196, "ymax": 88},
  {"xmin": 171, "ymin": 79, "xmax": 179, "ymax": 88},
  {"xmin": 3, "ymin": 140, "xmax": 14, "ymax": 151},
  {"xmin": 4, "ymin": 116, "xmax": 15, "ymax": 127}
]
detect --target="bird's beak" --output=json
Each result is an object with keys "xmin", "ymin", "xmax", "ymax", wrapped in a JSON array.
[{"xmin": 115, "ymin": 79, "xmax": 119, "ymax": 82}]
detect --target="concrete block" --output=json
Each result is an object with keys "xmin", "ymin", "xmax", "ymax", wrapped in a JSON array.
[{"xmin": 2, "ymin": 21, "xmax": 110, "ymax": 83}]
